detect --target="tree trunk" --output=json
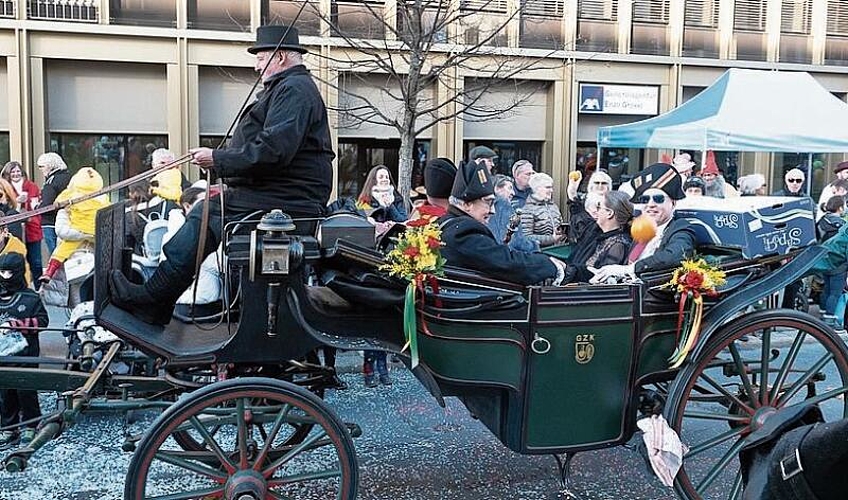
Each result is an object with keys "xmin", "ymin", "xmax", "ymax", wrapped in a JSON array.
[{"xmin": 398, "ymin": 129, "xmax": 415, "ymax": 210}]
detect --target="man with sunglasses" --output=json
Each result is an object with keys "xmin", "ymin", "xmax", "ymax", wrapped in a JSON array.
[
  {"xmin": 590, "ymin": 163, "xmax": 696, "ymax": 284},
  {"xmin": 774, "ymin": 168, "xmax": 808, "ymax": 198},
  {"xmin": 440, "ymin": 160, "xmax": 566, "ymax": 286}
]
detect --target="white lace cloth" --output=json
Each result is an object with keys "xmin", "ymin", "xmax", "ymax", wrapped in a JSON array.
[{"xmin": 637, "ymin": 415, "xmax": 689, "ymax": 487}]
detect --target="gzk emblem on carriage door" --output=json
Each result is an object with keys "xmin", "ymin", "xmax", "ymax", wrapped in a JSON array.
[{"xmin": 575, "ymin": 334, "xmax": 595, "ymax": 364}]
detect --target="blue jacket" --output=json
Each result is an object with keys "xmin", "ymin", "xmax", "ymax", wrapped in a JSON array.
[{"xmin": 487, "ymin": 197, "xmax": 539, "ymax": 253}]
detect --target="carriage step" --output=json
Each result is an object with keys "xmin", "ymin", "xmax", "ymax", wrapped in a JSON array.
[{"xmin": 345, "ymin": 422, "xmax": 362, "ymax": 438}]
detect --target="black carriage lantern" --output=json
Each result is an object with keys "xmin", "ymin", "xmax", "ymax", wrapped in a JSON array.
[{"xmin": 249, "ymin": 209, "xmax": 304, "ymax": 281}]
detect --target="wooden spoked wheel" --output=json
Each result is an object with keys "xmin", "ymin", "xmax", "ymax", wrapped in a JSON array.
[
  {"xmin": 125, "ymin": 377, "xmax": 358, "ymax": 500},
  {"xmin": 665, "ymin": 309, "xmax": 848, "ymax": 500}
]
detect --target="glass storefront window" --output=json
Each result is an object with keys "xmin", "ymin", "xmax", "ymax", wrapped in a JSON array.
[
  {"xmin": 264, "ymin": 0, "xmax": 321, "ymax": 36},
  {"xmin": 337, "ymin": 138, "xmax": 430, "ymax": 199},
  {"xmin": 109, "ymin": 0, "xmax": 176, "ymax": 27},
  {"xmin": 188, "ymin": 0, "xmax": 250, "ymax": 31},
  {"xmin": 575, "ymin": 144, "xmax": 642, "ymax": 189},
  {"xmin": 48, "ymin": 133, "xmax": 168, "ymax": 199},
  {"xmin": 0, "ymin": 133, "xmax": 10, "ymax": 167},
  {"xmin": 464, "ymin": 141, "xmax": 542, "ymax": 178}
]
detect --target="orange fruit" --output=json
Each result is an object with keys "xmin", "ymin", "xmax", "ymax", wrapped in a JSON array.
[
  {"xmin": 631, "ymin": 214, "xmax": 657, "ymax": 243},
  {"xmin": 569, "ymin": 171, "xmax": 582, "ymax": 182}
]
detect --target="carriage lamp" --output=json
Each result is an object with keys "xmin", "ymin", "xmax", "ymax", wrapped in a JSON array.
[{"xmin": 249, "ymin": 209, "xmax": 304, "ymax": 281}]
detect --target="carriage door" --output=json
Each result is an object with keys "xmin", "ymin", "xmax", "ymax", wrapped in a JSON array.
[{"xmin": 521, "ymin": 285, "xmax": 640, "ymax": 452}]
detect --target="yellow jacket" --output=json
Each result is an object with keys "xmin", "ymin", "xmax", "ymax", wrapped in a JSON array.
[
  {"xmin": 55, "ymin": 167, "xmax": 109, "ymax": 235},
  {"xmin": 150, "ymin": 169, "xmax": 182, "ymax": 203}
]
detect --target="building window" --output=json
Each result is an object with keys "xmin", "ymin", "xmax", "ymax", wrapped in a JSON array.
[
  {"xmin": 826, "ymin": 0, "xmax": 848, "ymax": 66},
  {"xmin": 779, "ymin": 0, "xmax": 812, "ymax": 64},
  {"xmin": 519, "ymin": 0, "xmax": 564, "ymax": 50},
  {"xmin": 631, "ymin": 0, "xmax": 669, "ymax": 55},
  {"xmin": 575, "ymin": 144, "xmax": 641, "ymax": 189},
  {"xmin": 188, "ymin": 0, "xmax": 250, "ymax": 31},
  {"xmin": 682, "ymin": 0, "xmax": 719, "ymax": 58},
  {"xmin": 396, "ymin": 0, "xmax": 448, "ymax": 44},
  {"xmin": 48, "ymin": 134, "xmax": 168, "ymax": 196},
  {"xmin": 337, "ymin": 139, "xmax": 430, "ymax": 199},
  {"xmin": 733, "ymin": 0, "xmax": 767, "ymax": 61},
  {"xmin": 576, "ymin": 0, "xmax": 618, "ymax": 53},
  {"xmin": 331, "ymin": 0, "xmax": 386, "ymax": 39},
  {"xmin": 463, "ymin": 140, "xmax": 542, "ymax": 177},
  {"xmin": 0, "ymin": 133, "xmax": 10, "ymax": 166},
  {"xmin": 459, "ymin": 0, "xmax": 509, "ymax": 46},
  {"xmin": 109, "ymin": 0, "xmax": 175, "ymax": 27},
  {"xmin": 264, "ymin": 0, "xmax": 322, "ymax": 36},
  {"xmin": 28, "ymin": 0, "xmax": 97, "ymax": 22}
]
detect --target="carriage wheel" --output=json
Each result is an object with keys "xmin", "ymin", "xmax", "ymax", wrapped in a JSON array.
[
  {"xmin": 664, "ymin": 309, "xmax": 848, "ymax": 500},
  {"xmin": 125, "ymin": 377, "xmax": 358, "ymax": 500}
]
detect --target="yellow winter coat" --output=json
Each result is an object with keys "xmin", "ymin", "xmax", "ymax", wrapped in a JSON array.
[
  {"xmin": 55, "ymin": 167, "xmax": 109, "ymax": 235},
  {"xmin": 150, "ymin": 168, "xmax": 182, "ymax": 203}
]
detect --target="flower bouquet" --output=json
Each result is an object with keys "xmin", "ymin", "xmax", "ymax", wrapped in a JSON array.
[
  {"xmin": 379, "ymin": 219, "xmax": 446, "ymax": 368},
  {"xmin": 662, "ymin": 258, "xmax": 726, "ymax": 369}
]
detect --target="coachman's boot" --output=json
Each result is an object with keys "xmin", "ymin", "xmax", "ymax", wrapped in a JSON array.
[
  {"xmin": 38, "ymin": 258, "xmax": 63, "ymax": 284},
  {"xmin": 109, "ymin": 261, "xmax": 189, "ymax": 326}
]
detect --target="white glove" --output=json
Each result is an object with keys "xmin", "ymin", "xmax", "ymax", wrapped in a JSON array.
[
  {"xmin": 549, "ymin": 257, "xmax": 567, "ymax": 286},
  {"xmin": 567, "ymin": 177, "xmax": 580, "ymax": 201},
  {"xmin": 588, "ymin": 264, "xmax": 635, "ymax": 284}
]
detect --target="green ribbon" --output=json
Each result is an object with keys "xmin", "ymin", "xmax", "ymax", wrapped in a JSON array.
[{"xmin": 403, "ymin": 282, "xmax": 419, "ymax": 369}]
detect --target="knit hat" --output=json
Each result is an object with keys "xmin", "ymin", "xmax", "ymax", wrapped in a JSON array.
[
  {"xmin": 424, "ymin": 158, "xmax": 457, "ymax": 199},
  {"xmin": 701, "ymin": 151, "xmax": 720, "ymax": 176},
  {"xmin": 451, "ymin": 159, "xmax": 494, "ymax": 202},
  {"xmin": 630, "ymin": 163, "xmax": 685, "ymax": 201}
]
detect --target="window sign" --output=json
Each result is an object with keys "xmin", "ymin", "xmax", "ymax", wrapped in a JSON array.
[{"xmin": 578, "ymin": 84, "xmax": 660, "ymax": 115}]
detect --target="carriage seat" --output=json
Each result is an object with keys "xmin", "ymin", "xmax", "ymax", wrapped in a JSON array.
[{"xmin": 318, "ymin": 240, "xmax": 405, "ymax": 308}]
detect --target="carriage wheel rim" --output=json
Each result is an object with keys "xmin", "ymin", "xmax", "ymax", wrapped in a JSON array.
[
  {"xmin": 127, "ymin": 381, "xmax": 356, "ymax": 500},
  {"xmin": 668, "ymin": 315, "xmax": 848, "ymax": 500}
]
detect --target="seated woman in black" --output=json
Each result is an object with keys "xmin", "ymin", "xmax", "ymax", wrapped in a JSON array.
[{"xmin": 564, "ymin": 190, "xmax": 633, "ymax": 283}]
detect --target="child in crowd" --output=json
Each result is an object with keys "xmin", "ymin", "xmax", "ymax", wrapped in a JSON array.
[
  {"xmin": 0, "ymin": 252, "xmax": 49, "ymax": 449},
  {"xmin": 40, "ymin": 167, "xmax": 109, "ymax": 283}
]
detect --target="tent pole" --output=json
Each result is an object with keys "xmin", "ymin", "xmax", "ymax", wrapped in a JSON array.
[{"xmin": 807, "ymin": 153, "xmax": 813, "ymax": 197}]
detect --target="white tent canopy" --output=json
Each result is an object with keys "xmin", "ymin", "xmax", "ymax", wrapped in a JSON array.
[{"xmin": 597, "ymin": 68, "xmax": 848, "ymax": 152}]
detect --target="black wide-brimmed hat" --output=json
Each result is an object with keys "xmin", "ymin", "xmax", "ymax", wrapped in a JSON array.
[
  {"xmin": 630, "ymin": 163, "xmax": 686, "ymax": 202},
  {"xmin": 248, "ymin": 25, "xmax": 308, "ymax": 54},
  {"xmin": 451, "ymin": 160, "xmax": 494, "ymax": 202}
]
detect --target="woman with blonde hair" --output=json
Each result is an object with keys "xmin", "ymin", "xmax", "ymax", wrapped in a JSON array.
[{"xmin": 2, "ymin": 161, "xmax": 42, "ymax": 284}]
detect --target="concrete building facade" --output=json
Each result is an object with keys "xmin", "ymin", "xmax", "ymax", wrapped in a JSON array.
[{"xmin": 2, "ymin": 0, "xmax": 848, "ymax": 201}]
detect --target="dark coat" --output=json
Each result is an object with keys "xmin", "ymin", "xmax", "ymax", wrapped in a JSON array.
[
  {"xmin": 511, "ymin": 185, "xmax": 530, "ymax": 209},
  {"xmin": 212, "ymin": 64, "xmax": 334, "ymax": 216},
  {"xmin": 40, "ymin": 169, "xmax": 72, "ymax": 226},
  {"xmin": 565, "ymin": 226, "xmax": 631, "ymax": 283},
  {"xmin": 439, "ymin": 206, "xmax": 557, "ymax": 286},
  {"xmin": 773, "ymin": 187, "xmax": 807, "ymax": 198},
  {"xmin": 634, "ymin": 218, "xmax": 698, "ymax": 275},
  {"xmin": 817, "ymin": 213, "xmax": 845, "ymax": 242}
]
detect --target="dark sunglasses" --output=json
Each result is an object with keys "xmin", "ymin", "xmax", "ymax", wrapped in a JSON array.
[
  {"xmin": 787, "ymin": 178, "xmax": 803, "ymax": 183},
  {"xmin": 637, "ymin": 194, "xmax": 667, "ymax": 204},
  {"xmin": 592, "ymin": 181, "xmax": 610, "ymax": 185}
]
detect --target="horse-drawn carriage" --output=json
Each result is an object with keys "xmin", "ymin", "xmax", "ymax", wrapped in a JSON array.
[{"xmin": 0, "ymin": 199, "xmax": 846, "ymax": 500}]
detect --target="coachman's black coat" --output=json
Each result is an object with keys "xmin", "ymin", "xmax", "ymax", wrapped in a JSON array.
[
  {"xmin": 439, "ymin": 207, "xmax": 557, "ymax": 286},
  {"xmin": 212, "ymin": 64, "xmax": 334, "ymax": 215},
  {"xmin": 634, "ymin": 218, "xmax": 698, "ymax": 275}
]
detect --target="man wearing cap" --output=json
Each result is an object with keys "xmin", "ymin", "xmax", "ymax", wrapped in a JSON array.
[
  {"xmin": 110, "ymin": 25, "xmax": 334, "ymax": 325},
  {"xmin": 590, "ymin": 163, "xmax": 697, "ymax": 283},
  {"xmin": 468, "ymin": 146, "xmax": 498, "ymax": 174},
  {"xmin": 440, "ymin": 160, "xmax": 565, "ymax": 286},
  {"xmin": 817, "ymin": 161, "xmax": 848, "ymax": 211},
  {"xmin": 410, "ymin": 157, "xmax": 456, "ymax": 222},
  {"xmin": 510, "ymin": 159, "xmax": 535, "ymax": 209}
]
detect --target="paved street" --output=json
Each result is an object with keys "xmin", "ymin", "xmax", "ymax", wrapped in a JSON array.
[{"xmin": 0, "ymin": 307, "xmax": 843, "ymax": 499}]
